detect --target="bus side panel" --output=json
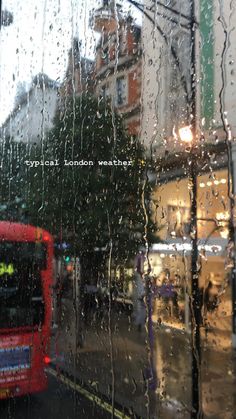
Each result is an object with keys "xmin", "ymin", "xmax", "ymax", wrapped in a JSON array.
[{"xmin": 0, "ymin": 330, "xmax": 50, "ymax": 399}]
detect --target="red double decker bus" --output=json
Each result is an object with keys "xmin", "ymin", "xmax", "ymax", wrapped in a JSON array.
[{"xmin": 0, "ymin": 222, "xmax": 53, "ymax": 399}]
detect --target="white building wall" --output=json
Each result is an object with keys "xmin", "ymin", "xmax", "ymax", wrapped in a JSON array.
[
  {"xmin": 213, "ymin": 1, "xmax": 236, "ymax": 138},
  {"xmin": 140, "ymin": 1, "xmax": 192, "ymax": 153},
  {"xmin": 2, "ymin": 86, "xmax": 58, "ymax": 144},
  {"xmin": 140, "ymin": 1, "xmax": 236, "ymax": 150}
]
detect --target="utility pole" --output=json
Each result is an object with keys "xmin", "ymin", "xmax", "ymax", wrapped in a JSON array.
[
  {"xmin": 229, "ymin": 142, "xmax": 236, "ymax": 348},
  {"xmin": 189, "ymin": 1, "xmax": 202, "ymax": 416},
  {"xmin": 126, "ymin": 0, "xmax": 202, "ymax": 416}
]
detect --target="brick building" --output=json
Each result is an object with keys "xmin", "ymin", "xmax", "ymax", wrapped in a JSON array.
[
  {"xmin": 91, "ymin": 1, "xmax": 142, "ymax": 136},
  {"xmin": 62, "ymin": 1, "xmax": 142, "ymax": 137},
  {"xmin": 60, "ymin": 38, "xmax": 95, "ymax": 99}
]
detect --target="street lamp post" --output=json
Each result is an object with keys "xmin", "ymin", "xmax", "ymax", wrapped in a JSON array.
[
  {"xmin": 179, "ymin": 1, "xmax": 202, "ymax": 416},
  {"xmin": 189, "ymin": 1, "xmax": 202, "ymax": 416},
  {"xmin": 228, "ymin": 142, "xmax": 236, "ymax": 348},
  {"xmin": 126, "ymin": 0, "xmax": 202, "ymax": 416},
  {"xmin": 179, "ymin": 125, "xmax": 201, "ymax": 418},
  {"xmin": 127, "ymin": 0, "xmax": 201, "ymax": 415}
]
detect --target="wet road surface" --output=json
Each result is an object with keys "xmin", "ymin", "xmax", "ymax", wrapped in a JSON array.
[{"xmin": 0, "ymin": 373, "xmax": 114, "ymax": 419}]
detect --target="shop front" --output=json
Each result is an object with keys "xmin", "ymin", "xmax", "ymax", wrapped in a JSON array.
[{"xmin": 150, "ymin": 168, "xmax": 232, "ymax": 334}]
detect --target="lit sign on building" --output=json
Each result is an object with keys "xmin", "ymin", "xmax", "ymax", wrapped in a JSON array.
[{"xmin": 152, "ymin": 243, "xmax": 222, "ymax": 253}]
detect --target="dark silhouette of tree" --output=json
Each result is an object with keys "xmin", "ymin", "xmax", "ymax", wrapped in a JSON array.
[{"xmin": 27, "ymin": 94, "xmax": 157, "ymax": 281}]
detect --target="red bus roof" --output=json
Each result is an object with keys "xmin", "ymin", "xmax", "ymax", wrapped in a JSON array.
[{"xmin": 0, "ymin": 221, "xmax": 53, "ymax": 244}]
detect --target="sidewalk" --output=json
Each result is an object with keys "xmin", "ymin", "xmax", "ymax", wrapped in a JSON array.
[{"xmin": 51, "ymin": 298, "xmax": 236, "ymax": 419}]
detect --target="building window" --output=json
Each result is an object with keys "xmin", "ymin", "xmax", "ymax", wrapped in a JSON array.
[
  {"xmin": 101, "ymin": 47, "xmax": 109, "ymax": 65},
  {"xmin": 100, "ymin": 84, "xmax": 110, "ymax": 101},
  {"xmin": 119, "ymin": 32, "xmax": 127, "ymax": 55},
  {"xmin": 116, "ymin": 76, "xmax": 127, "ymax": 106}
]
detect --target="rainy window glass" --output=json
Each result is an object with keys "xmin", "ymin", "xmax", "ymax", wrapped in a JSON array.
[{"xmin": 0, "ymin": 0, "xmax": 236, "ymax": 418}]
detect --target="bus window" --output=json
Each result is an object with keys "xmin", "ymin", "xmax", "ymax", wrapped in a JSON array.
[{"xmin": 0, "ymin": 242, "xmax": 46, "ymax": 329}]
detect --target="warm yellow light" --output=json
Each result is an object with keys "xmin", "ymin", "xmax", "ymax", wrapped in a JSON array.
[
  {"xmin": 216, "ymin": 211, "xmax": 230, "ymax": 221},
  {"xmin": 199, "ymin": 182, "xmax": 205, "ymax": 188},
  {"xmin": 216, "ymin": 211, "xmax": 229, "ymax": 239},
  {"xmin": 220, "ymin": 229, "xmax": 229, "ymax": 239},
  {"xmin": 179, "ymin": 126, "xmax": 193, "ymax": 143}
]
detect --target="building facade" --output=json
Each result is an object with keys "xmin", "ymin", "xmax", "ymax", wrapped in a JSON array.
[
  {"xmin": 60, "ymin": 38, "xmax": 95, "ymax": 99},
  {"xmin": 60, "ymin": 2, "xmax": 142, "ymax": 137},
  {"xmin": 90, "ymin": 0, "xmax": 142, "ymax": 136},
  {"xmin": 140, "ymin": 1, "xmax": 236, "ymax": 338},
  {"xmin": 0, "ymin": 73, "xmax": 59, "ymax": 144},
  {"xmin": 141, "ymin": 0, "xmax": 192, "ymax": 152}
]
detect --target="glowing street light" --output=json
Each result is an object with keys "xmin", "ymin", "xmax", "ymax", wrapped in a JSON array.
[{"xmin": 179, "ymin": 126, "xmax": 194, "ymax": 143}]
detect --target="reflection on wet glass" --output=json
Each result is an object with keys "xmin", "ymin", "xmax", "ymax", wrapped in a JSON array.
[{"xmin": 0, "ymin": 0, "xmax": 236, "ymax": 418}]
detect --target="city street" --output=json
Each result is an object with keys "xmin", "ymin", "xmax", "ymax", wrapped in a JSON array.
[
  {"xmin": 0, "ymin": 373, "xmax": 112, "ymax": 419},
  {"xmin": 0, "ymin": 297, "xmax": 235, "ymax": 419},
  {"xmin": 50, "ymin": 297, "xmax": 236, "ymax": 419}
]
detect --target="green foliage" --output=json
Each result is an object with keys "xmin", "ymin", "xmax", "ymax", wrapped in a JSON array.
[{"xmin": 0, "ymin": 139, "xmax": 30, "ymax": 221}]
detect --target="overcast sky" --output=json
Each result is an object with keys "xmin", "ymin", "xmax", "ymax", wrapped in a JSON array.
[{"xmin": 0, "ymin": 0, "xmax": 142, "ymax": 125}]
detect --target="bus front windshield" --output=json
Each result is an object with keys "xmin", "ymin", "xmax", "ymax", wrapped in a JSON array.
[{"xmin": 0, "ymin": 242, "xmax": 46, "ymax": 330}]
